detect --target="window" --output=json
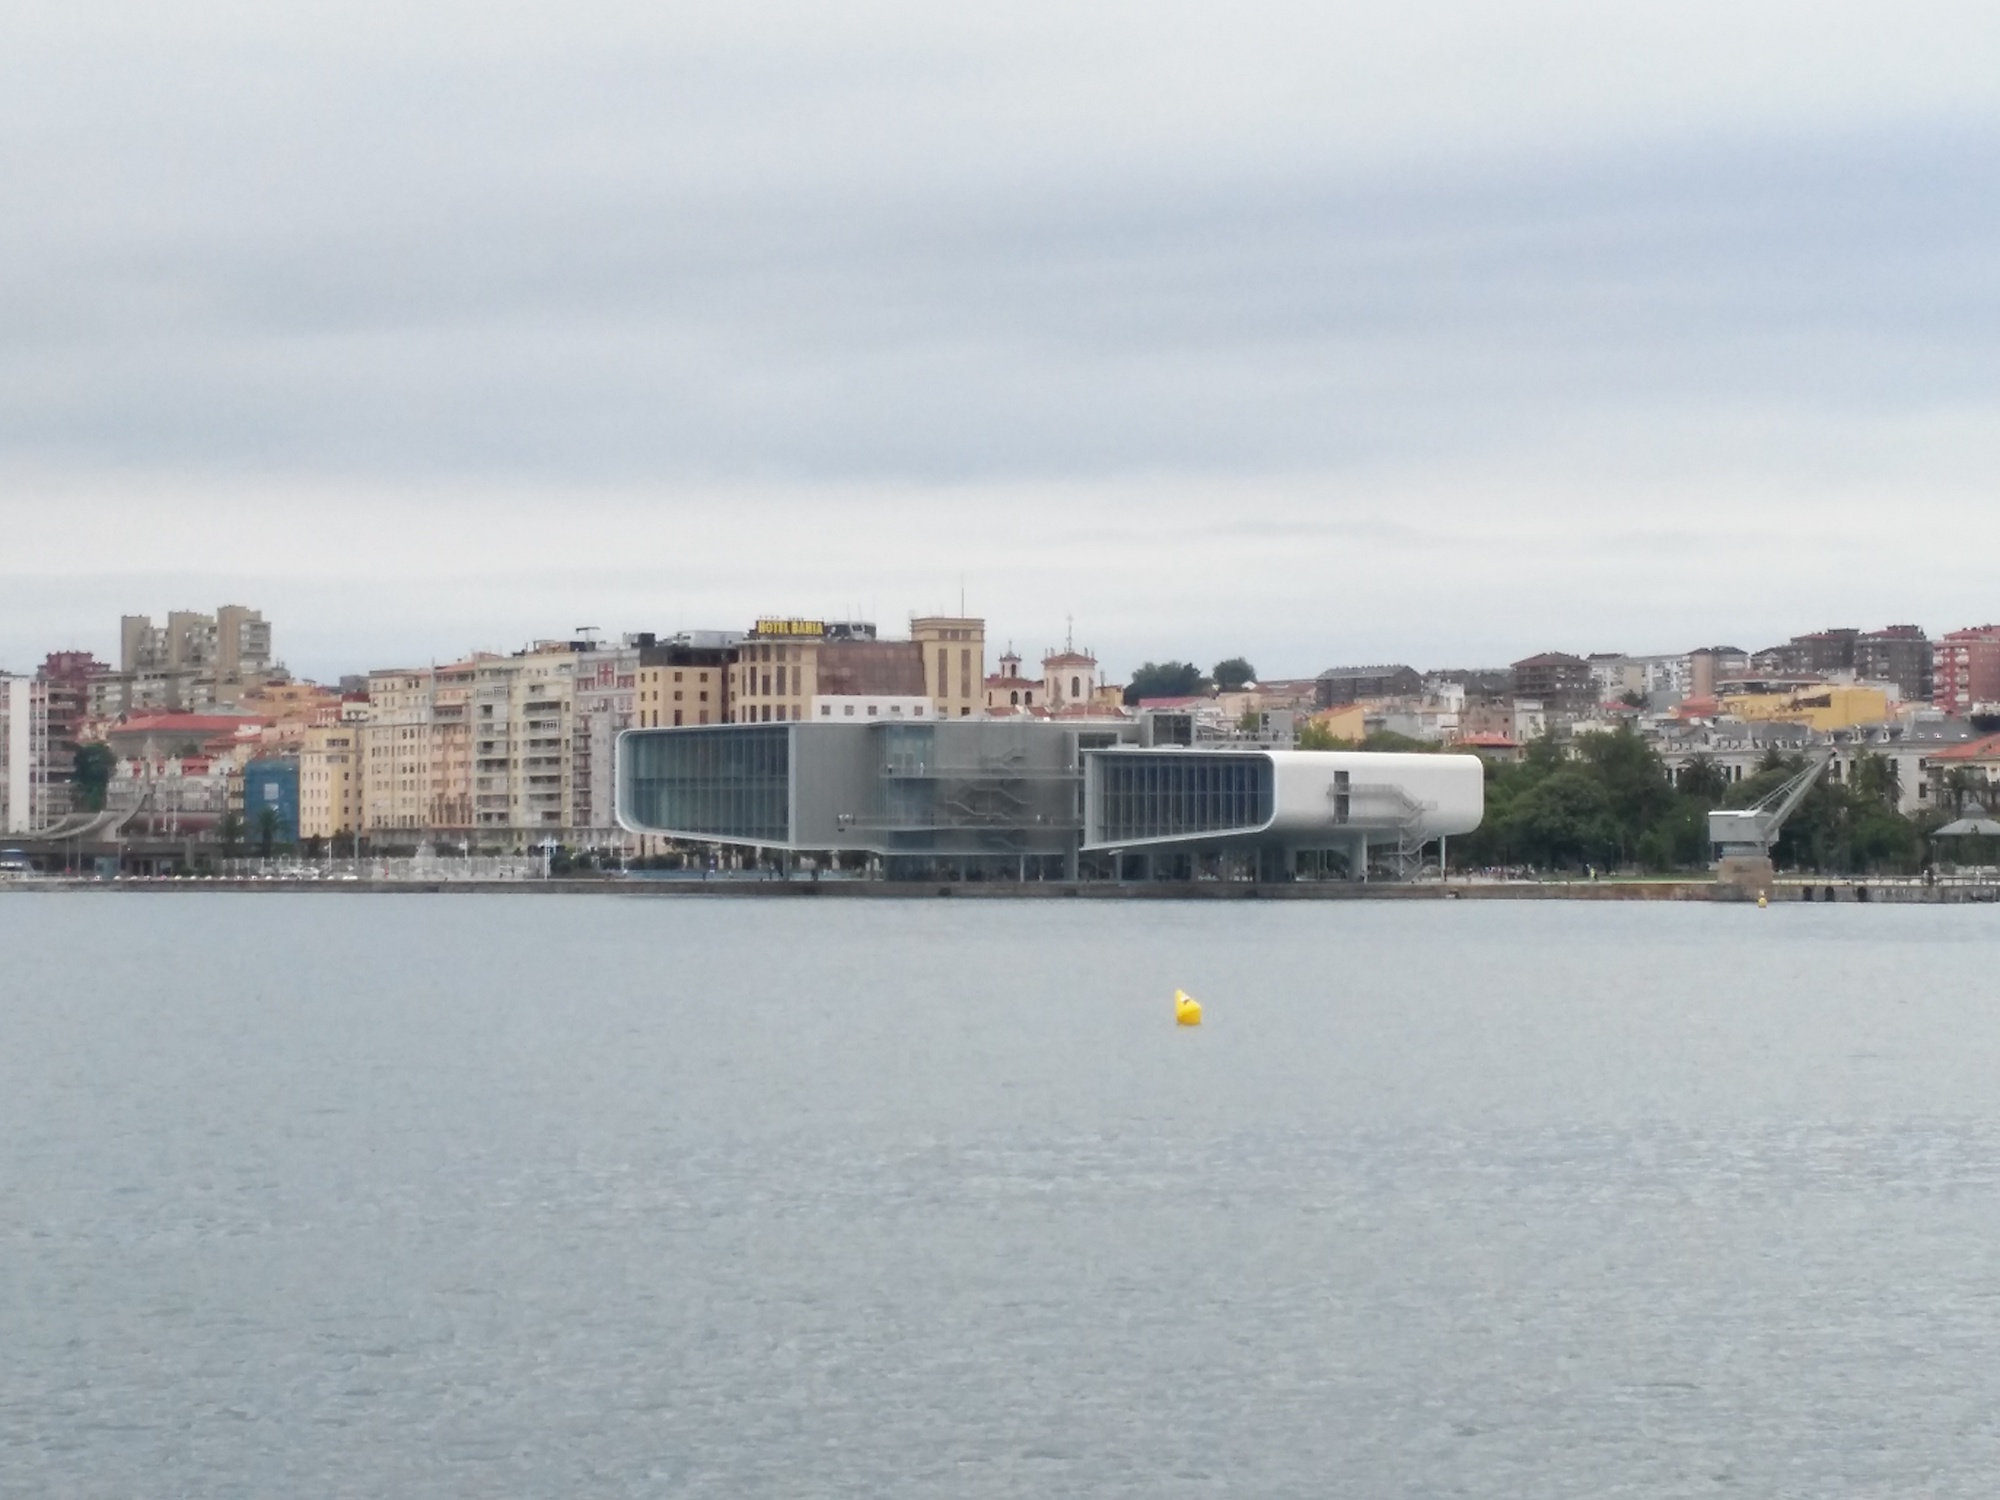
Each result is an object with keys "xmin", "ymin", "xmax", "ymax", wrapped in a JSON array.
[
  {"xmin": 761, "ymin": 672, "xmax": 771, "ymax": 696},
  {"xmin": 937, "ymin": 648, "xmax": 949, "ymax": 697},
  {"xmin": 620, "ymin": 724, "xmax": 788, "ymax": 839},
  {"xmin": 1093, "ymin": 754, "xmax": 1275, "ymax": 843},
  {"xmin": 673, "ymin": 710, "xmax": 683, "ymax": 726},
  {"xmin": 673, "ymin": 672, "xmax": 683, "ymax": 683},
  {"xmin": 962, "ymin": 649, "xmax": 972, "ymax": 698}
]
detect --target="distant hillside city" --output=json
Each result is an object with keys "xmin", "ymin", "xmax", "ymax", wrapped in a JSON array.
[{"xmin": 2, "ymin": 608, "xmax": 1998, "ymax": 877}]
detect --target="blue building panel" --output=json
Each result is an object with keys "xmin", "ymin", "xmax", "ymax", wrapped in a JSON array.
[{"xmin": 242, "ymin": 758, "xmax": 300, "ymax": 846}]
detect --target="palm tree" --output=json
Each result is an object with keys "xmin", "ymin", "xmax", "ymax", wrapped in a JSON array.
[
  {"xmin": 256, "ymin": 805, "xmax": 281, "ymax": 859},
  {"xmin": 1675, "ymin": 754, "xmax": 1728, "ymax": 801},
  {"xmin": 1944, "ymin": 767, "xmax": 1989, "ymax": 816}
]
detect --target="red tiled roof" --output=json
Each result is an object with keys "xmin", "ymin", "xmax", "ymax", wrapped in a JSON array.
[
  {"xmin": 1927, "ymin": 733, "xmax": 2000, "ymax": 762},
  {"xmin": 115, "ymin": 713, "xmax": 267, "ymax": 735},
  {"xmin": 1456, "ymin": 732, "xmax": 1519, "ymax": 747}
]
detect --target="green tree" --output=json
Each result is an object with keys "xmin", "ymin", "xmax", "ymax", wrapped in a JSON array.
[
  {"xmin": 1296, "ymin": 718, "xmax": 1348, "ymax": 750},
  {"xmin": 1123, "ymin": 661, "xmax": 1208, "ymax": 704},
  {"xmin": 256, "ymin": 805, "xmax": 282, "ymax": 858},
  {"xmin": 1212, "ymin": 657, "xmax": 1257, "ymax": 691},
  {"xmin": 1359, "ymin": 730, "xmax": 1435, "ymax": 754},
  {"xmin": 71, "ymin": 742, "xmax": 115, "ymax": 812},
  {"xmin": 1674, "ymin": 754, "xmax": 1729, "ymax": 801},
  {"xmin": 1943, "ymin": 767, "xmax": 1988, "ymax": 816},
  {"xmin": 1573, "ymin": 726, "xmax": 1676, "ymax": 864},
  {"xmin": 1502, "ymin": 768, "xmax": 1617, "ymax": 870},
  {"xmin": 220, "ymin": 812, "xmax": 244, "ymax": 857}
]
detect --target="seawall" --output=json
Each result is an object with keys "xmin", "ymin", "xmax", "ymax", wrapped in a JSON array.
[{"xmin": 8, "ymin": 878, "xmax": 1989, "ymax": 901}]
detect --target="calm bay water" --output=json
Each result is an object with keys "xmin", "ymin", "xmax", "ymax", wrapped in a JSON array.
[{"xmin": 7, "ymin": 893, "xmax": 2000, "ymax": 1496}]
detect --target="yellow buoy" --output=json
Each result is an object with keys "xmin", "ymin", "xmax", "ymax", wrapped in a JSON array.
[
  {"xmin": 1175, "ymin": 989, "xmax": 1202, "ymax": 1026},
  {"xmin": 1757, "ymin": 894, "xmax": 1768, "ymax": 908}
]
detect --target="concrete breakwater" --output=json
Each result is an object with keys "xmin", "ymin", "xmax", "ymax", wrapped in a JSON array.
[{"xmin": 9, "ymin": 877, "xmax": 1997, "ymax": 901}]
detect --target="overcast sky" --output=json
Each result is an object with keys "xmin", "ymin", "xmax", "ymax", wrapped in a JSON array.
[{"xmin": 5, "ymin": 1, "xmax": 2000, "ymax": 681}]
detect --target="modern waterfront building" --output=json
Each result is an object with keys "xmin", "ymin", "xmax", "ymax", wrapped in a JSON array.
[
  {"xmin": 616, "ymin": 718, "xmax": 1482, "ymax": 881},
  {"xmin": 1082, "ymin": 745, "xmax": 1482, "ymax": 880}
]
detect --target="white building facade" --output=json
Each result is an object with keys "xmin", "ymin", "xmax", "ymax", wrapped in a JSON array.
[{"xmin": 0, "ymin": 675, "xmax": 49, "ymax": 835}]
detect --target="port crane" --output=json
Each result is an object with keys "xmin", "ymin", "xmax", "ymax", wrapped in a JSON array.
[{"xmin": 1707, "ymin": 754, "xmax": 1829, "ymax": 862}]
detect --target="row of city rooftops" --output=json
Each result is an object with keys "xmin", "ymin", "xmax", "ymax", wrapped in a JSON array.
[{"xmin": 615, "ymin": 715, "xmax": 1482, "ymax": 881}]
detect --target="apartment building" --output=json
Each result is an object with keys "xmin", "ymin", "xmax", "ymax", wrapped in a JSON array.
[
  {"xmin": 0, "ymin": 674, "xmax": 49, "ymax": 835},
  {"xmin": 425, "ymin": 660, "xmax": 478, "ymax": 832},
  {"xmin": 1509, "ymin": 652, "xmax": 1594, "ymax": 710},
  {"xmin": 36, "ymin": 651, "xmax": 103, "ymax": 821},
  {"xmin": 723, "ymin": 616, "xmax": 987, "ymax": 725},
  {"xmin": 299, "ymin": 723, "xmax": 362, "ymax": 841},
  {"xmin": 473, "ymin": 646, "xmax": 580, "ymax": 838},
  {"xmin": 637, "ymin": 637, "xmax": 735, "ymax": 729},
  {"xmin": 361, "ymin": 668, "xmax": 436, "ymax": 833},
  {"xmin": 1933, "ymin": 626, "xmax": 2000, "ymax": 715},
  {"xmin": 109, "ymin": 605, "xmax": 276, "ymax": 710},
  {"xmin": 572, "ymin": 642, "xmax": 639, "ymax": 845},
  {"xmin": 1856, "ymin": 626, "xmax": 1932, "ymax": 704}
]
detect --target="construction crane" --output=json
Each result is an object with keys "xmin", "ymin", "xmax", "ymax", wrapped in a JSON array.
[{"xmin": 1707, "ymin": 754, "xmax": 1829, "ymax": 862}]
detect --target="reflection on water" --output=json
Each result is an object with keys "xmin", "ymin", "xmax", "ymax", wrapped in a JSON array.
[{"xmin": 5, "ymin": 895, "xmax": 2000, "ymax": 1497}]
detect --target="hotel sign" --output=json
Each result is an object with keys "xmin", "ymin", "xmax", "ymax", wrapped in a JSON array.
[{"xmin": 753, "ymin": 618, "xmax": 827, "ymax": 638}]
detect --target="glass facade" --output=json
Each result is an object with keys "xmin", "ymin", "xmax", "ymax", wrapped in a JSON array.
[
  {"xmin": 621, "ymin": 726, "xmax": 790, "ymax": 842},
  {"xmin": 1093, "ymin": 753, "xmax": 1273, "ymax": 844}
]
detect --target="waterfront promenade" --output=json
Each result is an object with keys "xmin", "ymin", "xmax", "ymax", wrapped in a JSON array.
[{"xmin": 8, "ymin": 875, "xmax": 1999, "ymax": 902}]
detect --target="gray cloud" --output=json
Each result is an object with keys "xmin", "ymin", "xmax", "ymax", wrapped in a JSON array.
[{"xmin": 5, "ymin": 2, "xmax": 2000, "ymax": 678}]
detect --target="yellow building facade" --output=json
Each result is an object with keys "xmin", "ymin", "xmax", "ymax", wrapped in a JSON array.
[
  {"xmin": 1720, "ymin": 684, "xmax": 1890, "ymax": 732},
  {"xmin": 638, "ymin": 652, "xmax": 728, "ymax": 728},
  {"xmin": 910, "ymin": 616, "xmax": 985, "ymax": 719},
  {"xmin": 299, "ymin": 723, "xmax": 362, "ymax": 840},
  {"xmin": 722, "ymin": 618, "xmax": 986, "ymax": 724}
]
